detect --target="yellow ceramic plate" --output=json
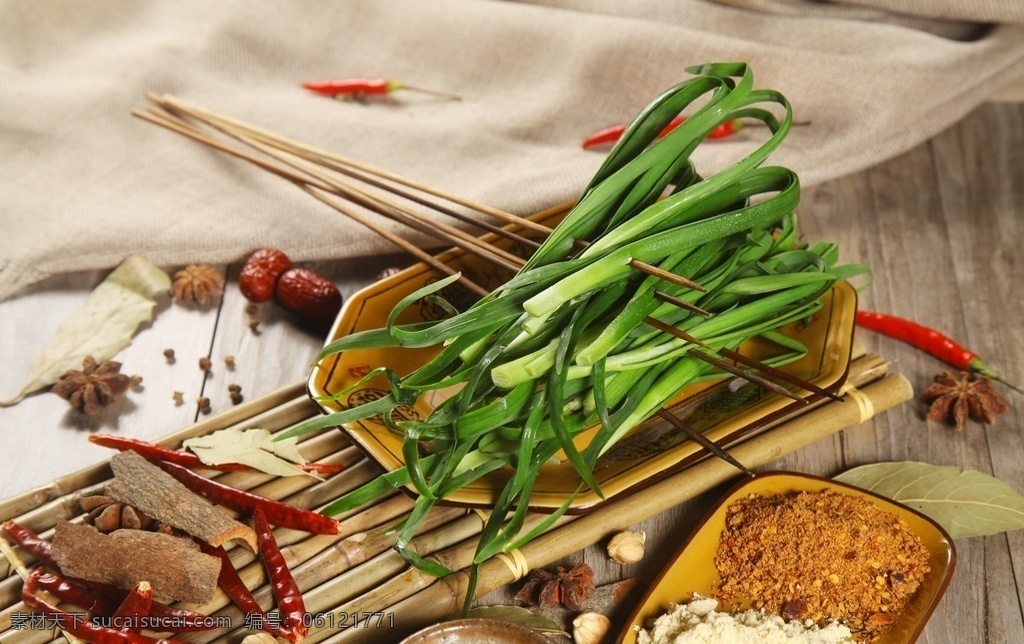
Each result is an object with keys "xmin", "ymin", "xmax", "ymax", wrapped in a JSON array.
[
  {"xmin": 308, "ymin": 206, "xmax": 857, "ymax": 512},
  {"xmin": 619, "ymin": 472, "xmax": 955, "ymax": 644}
]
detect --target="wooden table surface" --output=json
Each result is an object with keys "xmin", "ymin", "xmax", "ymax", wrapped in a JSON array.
[{"xmin": 1, "ymin": 101, "xmax": 1022, "ymax": 643}]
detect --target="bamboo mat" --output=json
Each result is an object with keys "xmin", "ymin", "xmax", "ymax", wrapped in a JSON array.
[{"xmin": 0, "ymin": 349, "xmax": 912, "ymax": 643}]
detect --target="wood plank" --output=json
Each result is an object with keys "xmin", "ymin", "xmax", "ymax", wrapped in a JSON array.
[{"xmin": 930, "ymin": 102, "xmax": 1024, "ymax": 644}]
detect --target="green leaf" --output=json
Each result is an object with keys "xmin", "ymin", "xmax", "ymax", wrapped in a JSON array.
[
  {"xmin": 460, "ymin": 606, "xmax": 567, "ymax": 636},
  {"xmin": 834, "ymin": 461, "xmax": 1024, "ymax": 538},
  {"xmin": 0, "ymin": 255, "xmax": 170, "ymax": 407}
]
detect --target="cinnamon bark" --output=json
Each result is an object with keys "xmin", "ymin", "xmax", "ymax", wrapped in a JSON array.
[
  {"xmin": 51, "ymin": 520, "xmax": 221, "ymax": 603},
  {"xmin": 106, "ymin": 450, "xmax": 258, "ymax": 551}
]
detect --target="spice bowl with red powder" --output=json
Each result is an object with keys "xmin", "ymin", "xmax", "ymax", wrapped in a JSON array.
[{"xmin": 619, "ymin": 472, "xmax": 955, "ymax": 643}]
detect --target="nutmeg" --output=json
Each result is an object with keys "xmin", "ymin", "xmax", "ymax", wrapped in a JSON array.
[
  {"xmin": 607, "ymin": 530, "xmax": 646, "ymax": 564},
  {"xmin": 572, "ymin": 611, "xmax": 611, "ymax": 644}
]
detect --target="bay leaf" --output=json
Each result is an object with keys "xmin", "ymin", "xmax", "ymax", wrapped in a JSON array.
[
  {"xmin": 461, "ymin": 605, "xmax": 567, "ymax": 635},
  {"xmin": 184, "ymin": 428, "xmax": 316, "ymax": 478},
  {"xmin": 0, "ymin": 255, "xmax": 170, "ymax": 407},
  {"xmin": 834, "ymin": 461, "xmax": 1024, "ymax": 538}
]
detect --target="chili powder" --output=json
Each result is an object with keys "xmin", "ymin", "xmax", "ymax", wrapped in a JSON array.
[{"xmin": 714, "ymin": 490, "xmax": 930, "ymax": 638}]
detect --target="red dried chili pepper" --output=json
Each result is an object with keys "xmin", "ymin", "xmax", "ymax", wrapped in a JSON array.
[
  {"xmin": 201, "ymin": 543, "xmax": 264, "ymax": 618},
  {"xmin": 154, "ymin": 461, "xmax": 340, "ymax": 535},
  {"xmin": 201, "ymin": 542, "xmax": 300, "ymax": 640},
  {"xmin": 21, "ymin": 569, "xmax": 186, "ymax": 643},
  {"xmin": 3, "ymin": 520, "xmax": 55, "ymax": 564},
  {"xmin": 581, "ymin": 116, "xmax": 740, "ymax": 149},
  {"xmin": 856, "ymin": 310, "xmax": 1023, "ymax": 394},
  {"xmin": 254, "ymin": 508, "xmax": 308, "ymax": 642},
  {"xmin": 88, "ymin": 435, "xmax": 345, "ymax": 475},
  {"xmin": 112, "ymin": 582, "xmax": 152, "ymax": 633},
  {"xmin": 302, "ymin": 78, "xmax": 460, "ymax": 101},
  {"xmin": 33, "ymin": 571, "xmax": 118, "ymax": 615}
]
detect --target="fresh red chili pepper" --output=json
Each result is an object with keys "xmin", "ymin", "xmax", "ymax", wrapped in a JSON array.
[
  {"xmin": 33, "ymin": 571, "xmax": 118, "ymax": 615},
  {"xmin": 302, "ymin": 78, "xmax": 460, "ymax": 101},
  {"xmin": 21, "ymin": 569, "xmax": 186, "ymax": 644},
  {"xmin": 3, "ymin": 520, "xmax": 55, "ymax": 564},
  {"xmin": 709, "ymin": 120, "xmax": 739, "ymax": 139},
  {"xmin": 856, "ymin": 310, "xmax": 1023, "ymax": 394},
  {"xmin": 253, "ymin": 508, "xmax": 308, "ymax": 642},
  {"xmin": 581, "ymin": 116, "xmax": 741, "ymax": 149},
  {"xmin": 154, "ymin": 461, "xmax": 340, "ymax": 535},
  {"xmin": 88, "ymin": 435, "xmax": 345, "ymax": 475}
]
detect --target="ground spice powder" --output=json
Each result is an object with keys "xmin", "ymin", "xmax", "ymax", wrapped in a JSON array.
[{"xmin": 714, "ymin": 490, "xmax": 930, "ymax": 638}]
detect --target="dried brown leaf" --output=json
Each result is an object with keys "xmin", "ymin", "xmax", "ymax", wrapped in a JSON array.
[{"xmin": 0, "ymin": 256, "xmax": 170, "ymax": 407}]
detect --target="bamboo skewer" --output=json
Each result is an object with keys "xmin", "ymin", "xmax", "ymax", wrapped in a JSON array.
[
  {"xmin": 299, "ymin": 187, "xmax": 489, "ymax": 297},
  {"xmin": 236, "ymin": 136, "xmax": 525, "ymax": 273},
  {"xmin": 718, "ymin": 346, "xmax": 844, "ymax": 402},
  {"xmin": 147, "ymin": 94, "xmax": 555, "ymax": 236},
  {"xmin": 654, "ymin": 409, "xmax": 755, "ymax": 477},
  {"xmin": 687, "ymin": 348, "xmax": 807, "ymax": 404},
  {"xmin": 159, "ymin": 100, "xmax": 541, "ymax": 255},
  {"xmin": 146, "ymin": 101, "xmax": 514, "ymax": 272},
  {"xmin": 134, "ymin": 107, "xmax": 491, "ymax": 297},
  {"xmin": 312, "ymin": 160, "xmax": 541, "ymax": 250},
  {"xmin": 630, "ymin": 260, "xmax": 708, "ymax": 292},
  {"xmin": 652, "ymin": 289, "xmax": 712, "ymax": 317}
]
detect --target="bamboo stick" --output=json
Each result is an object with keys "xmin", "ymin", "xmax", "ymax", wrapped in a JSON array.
[
  {"xmin": 204, "ymin": 132, "xmax": 525, "ymax": 273},
  {"xmin": 299, "ymin": 187, "xmax": 489, "ymax": 297},
  {"xmin": 136, "ymin": 107, "xmax": 490, "ymax": 297},
  {"xmin": 147, "ymin": 95, "xmax": 553, "ymax": 236},
  {"xmin": 322, "ymin": 369, "xmax": 913, "ymax": 642},
  {"xmin": 308, "ymin": 160, "xmax": 540, "ymax": 250}
]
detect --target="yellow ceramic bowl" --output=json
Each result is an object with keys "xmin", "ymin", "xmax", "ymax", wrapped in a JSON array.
[
  {"xmin": 308, "ymin": 206, "xmax": 857, "ymax": 512},
  {"xmin": 619, "ymin": 472, "xmax": 955, "ymax": 643}
]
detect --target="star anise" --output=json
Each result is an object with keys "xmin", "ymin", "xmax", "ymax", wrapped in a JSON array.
[
  {"xmin": 79, "ymin": 495, "xmax": 154, "ymax": 532},
  {"xmin": 52, "ymin": 356, "xmax": 132, "ymax": 415},
  {"xmin": 514, "ymin": 562, "xmax": 595, "ymax": 610},
  {"xmin": 920, "ymin": 371, "xmax": 1009, "ymax": 431},
  {"xmin": 172, "ymin": 264, "xmax": 224, "ymax": 305}
]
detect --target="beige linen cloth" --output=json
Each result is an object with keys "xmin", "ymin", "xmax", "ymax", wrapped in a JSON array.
[{"xmin": 1, "ymin": 0, "xmax": 1022, "ymax": 300}]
